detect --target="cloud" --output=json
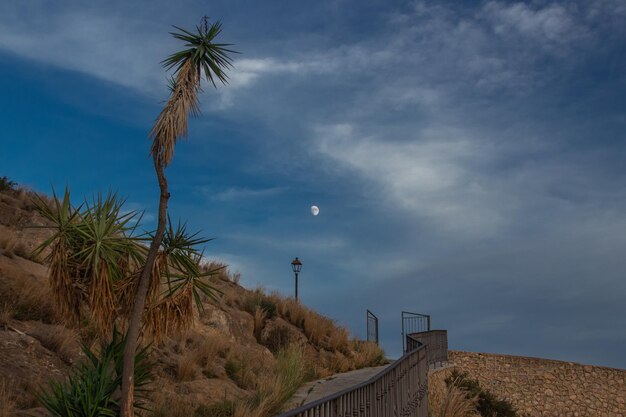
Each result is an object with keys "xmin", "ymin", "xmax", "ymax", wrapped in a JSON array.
[
  {"xmin": 314, "ymin": 123, "xmax": 520, "ymax": 236},
  {"xmin": 482, "ymin": 2, "xmax": 589, "ymax": 47},
  {"xmin": 0, "ymin": 4, "xmax": 170, "ymax": 96},
  {"xmin": 211, "ymin": 186, "xmax": 285, "ymax": 202}
]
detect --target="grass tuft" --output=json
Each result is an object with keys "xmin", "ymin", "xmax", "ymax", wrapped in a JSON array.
[
  {"xmin": 30, "ymin": 324, "xmax": 79, "ymax": 364},
  {"xmin": 0, "ymin": 379, "xmax": 17, "ymax": 417}
]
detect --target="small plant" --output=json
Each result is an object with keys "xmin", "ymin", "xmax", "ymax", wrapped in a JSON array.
[
  {"xmin": 445, "ymin": 370, "xmax": 517, "ymax": 417},
  {"xmin": 0, "ymin": 176, "xmax": 16, "ymax": 192},
  {"xmin": 37, "ymin": 330, "xmax": 153, "ymax": 416}
]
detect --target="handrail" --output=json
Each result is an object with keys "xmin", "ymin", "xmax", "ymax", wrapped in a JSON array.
[
  {"xmin": 276, "ymin": 329, "xmax": 447, "ymax": 417},
  {"xmin": 276, "ymin": 344, "xmax": 428, "ymax": 417}
]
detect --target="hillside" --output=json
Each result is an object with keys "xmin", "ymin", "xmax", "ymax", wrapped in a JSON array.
[{"xmin": 0, "ymin": 182, "xmax": 386, "ymax": 417}]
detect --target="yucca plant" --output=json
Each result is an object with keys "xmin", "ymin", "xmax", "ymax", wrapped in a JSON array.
[
  {"xmin": 120, "ymin": 17, "xmax": 235, "ymax": 416},
  {"xmin": 34, "ymin": 190, "xmax": 222, "ymax": 336},
  {"xmin": 33, "ymin": 190, "xmax": 143, "ymax": 333},
  {"xmin": 38, "ymin": 330, "xmax": 153, "ymax": 417},
  {"xmin": 143, "ymin": 218, "xmax": 222, "ymax": 340}
]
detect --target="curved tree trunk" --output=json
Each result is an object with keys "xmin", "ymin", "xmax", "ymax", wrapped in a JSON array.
[{"xmin": 120, "ymin": 153, "xmax": 169, "ymax": 417}]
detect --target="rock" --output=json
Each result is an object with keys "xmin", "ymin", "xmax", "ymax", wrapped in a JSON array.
[{"xmin": 260, "ymin": 317, "xmax": 308, "ymax": 352}]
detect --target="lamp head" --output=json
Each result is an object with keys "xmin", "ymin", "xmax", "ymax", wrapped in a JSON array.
[{"xmin": 291, "ymin": 257, "xmax": 302, "ymax": 273}]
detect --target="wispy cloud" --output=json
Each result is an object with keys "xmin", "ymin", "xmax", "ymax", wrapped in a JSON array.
[{"xmin": 211, "ymin": 186, "xmax": 286, "ymax": 202}]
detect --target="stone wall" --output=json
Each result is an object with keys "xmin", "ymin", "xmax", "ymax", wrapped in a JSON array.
[{"xmin": 429, "ymin": 351, "xmax": 626, "ymax": 417}]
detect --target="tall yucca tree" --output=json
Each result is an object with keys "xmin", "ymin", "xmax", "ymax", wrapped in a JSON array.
[{"xmin": 120, "ymin": 17, "xmax": 235, "ymax": 416}]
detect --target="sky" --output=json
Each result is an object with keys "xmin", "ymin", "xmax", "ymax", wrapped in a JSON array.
[{"xmin": 1, "ymin": 0, "xmax": 625, "ymax": 368}]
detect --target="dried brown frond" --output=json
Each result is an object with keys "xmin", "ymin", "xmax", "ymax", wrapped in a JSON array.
[
  {"xmin": 115, "ymin": 271, "xmax": 139, "ymax": 318},
  {"xmin": 144, "ymin": 284, "xmax": 194, "ymax": 342},
  {"xmin": 88, "ymin": 261, "xmax": 116, "ymax": 336},
  {"xmin": 48, "ymin": 242, "xmax": 81, "ymax": 325},
  {"xmin": 149, "ymin": 252, "xmax": 167, "ymax": 304},
  {"xmin": 150, "ymin": 60, "xmax": 201, "ymax": 166}
]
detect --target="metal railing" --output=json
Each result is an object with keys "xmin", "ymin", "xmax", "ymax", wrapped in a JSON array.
[
  {"xmin": 366, "ymin": 310, "xmax": 379, "ymax": 345},
  {"xmin": 276, "ymin": 329, "xmax": 447, "ymax": 417},
  {"xmin": 276, "ymin": 344, "xmax": 429, "ymax": 417},
  {"xmin": 406, "ymin": 330, "xmax": 448, "ymax": 366},
  {"xmin": 401, "ymin": 312, "xmax": 431, "ymax": 353}
]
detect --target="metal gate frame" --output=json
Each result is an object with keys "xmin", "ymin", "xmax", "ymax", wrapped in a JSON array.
[
  {"xmin": 366, "ymin": 309, "xmax": 379, "ymax": 345},
  {"xmin": 401, "ymin": 311, "xmax": 431, "ymax": 353}
]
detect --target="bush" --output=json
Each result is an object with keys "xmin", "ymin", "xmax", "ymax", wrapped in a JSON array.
[
  {"xmin": 0, "ymin": 176, "xmax": 16, "ymax": 192},
  {"xmin": 445, "ymin": 370, "xmax": 517, "ymax": 417},
  {"xmin": 37, "ymin": 331, "xmax": 153, "ymax": 416},
  {"xmin": 243, "ymin": 290, "xmax": 277, "ymax": 319}
]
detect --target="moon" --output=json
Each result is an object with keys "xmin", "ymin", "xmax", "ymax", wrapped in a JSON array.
[{"xmin": 311, "ymin": 205, "xmax": 320, "ymax": 216}]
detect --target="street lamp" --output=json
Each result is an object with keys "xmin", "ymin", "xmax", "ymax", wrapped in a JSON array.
[{"xmin": 291, "ymin": 257, "xmax": 302, "ymax": 301}]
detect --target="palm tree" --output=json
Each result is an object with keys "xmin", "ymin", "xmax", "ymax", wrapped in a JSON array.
[{"xmin": 120, "ymin": 17, "xmax": 235, "ymax": 416}]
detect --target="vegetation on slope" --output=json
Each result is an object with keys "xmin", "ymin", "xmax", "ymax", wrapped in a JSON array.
[{"xmin": 0, "ymin": 179, "xmax": 386, "ymax": 416}]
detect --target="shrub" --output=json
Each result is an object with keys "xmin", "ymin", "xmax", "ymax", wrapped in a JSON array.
[
  {"xmin": 445, "ymin": 370, "xmax": 517, "ymax": 417},
  {"xmin": 260, "ymin": 322, "xmax": 292, "ymax": 353},
  {"xmin": 0, "ymin": 176, "xmax": 16, "ymax": 192},
  {"xmin": 351, "ymin": 340, "xmax": 386, "ymax": 369},
  {"xmin": 37, "ymin": 331, "xmax": 153, "ymax": 416},
  {"xmin": 243, "ymin": 290, "xmax": 277, "ymax": 319},
  {"xmin": 431, "ymin": 382, "xmax": 479, "ymax": 417}
]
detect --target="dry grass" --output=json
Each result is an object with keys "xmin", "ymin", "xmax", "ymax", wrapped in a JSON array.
[
  {"xmin": 0, "ymin": 229, "xmax": 33, "ymax": 260},
  {"xmin": 233, "ymin": 345, "xmax": 309, "ymax": 417},
  {"xmin": 253, "ymin": 306, "xmax": 267, "ymax": 341},
  {"xmin": 176, "ymin": 349, "xmax": 198, "ymax": 381},
  {"xmin": 0, "ymin": 302, "xmax": 11, "ymax": 329},
  {"xmin": 270, "ymin": 293, "xmax": 350, "ymax": 354},
  {"xmin": 163, "ymin": 329, "xmax": 231, "ymax": 381},
  {"xmin": 225, "ymin": 351, "xmax": 268, "ymax": 390},
  {"xmin": 29, "ymin": 324, "xmax": 79, "ymax": 364},
  {"xmin": 350, "ymin": 340, "xmax": 386, "ymax": 369},
  {"xmin": 0, "ymin": 379, "xmax": 16, "ymax": 417},
  {"xmin": 9, "ymin": 274, "xmax": 55, "ymax": 322},
  {"xmin": 0, "ymin": 232, "xmax": 16, "ymax": 258},
  {"xmin": 430, "ymin": 379, "xmax": 479, "ymax": 417},
  {"xmin": 0, "ymin": 264, "xmax": 55, "ymax": 323},
  {"xmin": 150, "ymin": 392, "xmax": 195, "ymax": 417}
]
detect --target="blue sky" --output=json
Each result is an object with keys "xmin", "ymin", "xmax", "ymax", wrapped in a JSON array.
[{"xmin": 1, "ymin": 0, "xmax": 625, "ymax": 368}]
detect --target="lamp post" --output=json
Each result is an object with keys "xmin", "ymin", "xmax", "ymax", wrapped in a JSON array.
[{"xmin": 291, "ymin": 257, "xmax": 302, "ymax": 301}]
